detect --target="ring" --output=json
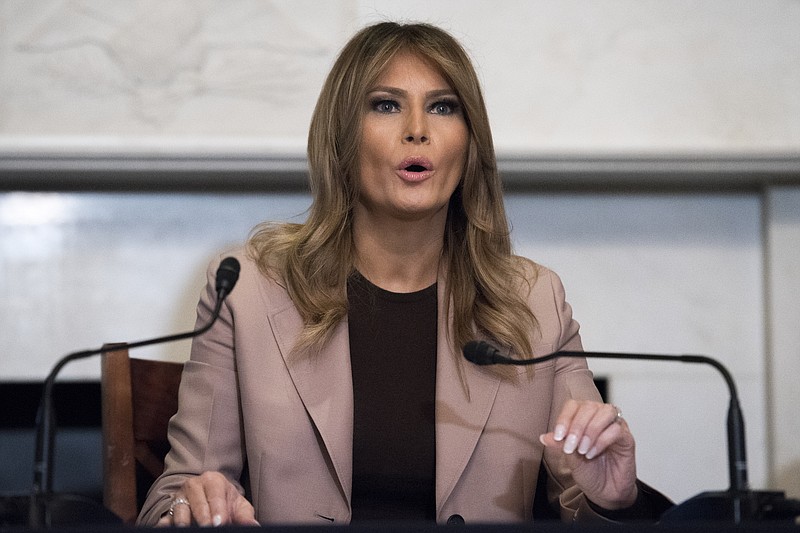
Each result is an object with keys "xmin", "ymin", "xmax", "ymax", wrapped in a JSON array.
[
  {"xmin": 612, "ymin": 404, "xmax": 623, "ymax": 423},
  {"xmin": 168, "ymin": 497, "xmax": 191, "ymax": 516}
]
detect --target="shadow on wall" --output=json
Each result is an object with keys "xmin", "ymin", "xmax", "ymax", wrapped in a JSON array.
[{"xmin": 0, "ymin": 382, "xmax": 103, "ymax": 499}]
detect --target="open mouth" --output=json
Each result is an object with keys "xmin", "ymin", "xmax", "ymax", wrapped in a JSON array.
[{"xmin": 397, "ymin": 157, "xmax": 433, "ymax": 178}]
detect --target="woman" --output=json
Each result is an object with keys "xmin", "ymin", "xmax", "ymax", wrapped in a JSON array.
[{"xmin": 138, "ymin": 21, "xmax": 669, "ymax": 526}]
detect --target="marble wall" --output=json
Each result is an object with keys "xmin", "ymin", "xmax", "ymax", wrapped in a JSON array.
[
  {"xmin": 1, "ymin": 0, "xmax": 799, "ymax": 512},
  {"xmin": 2, "ymin": 0, "xmax": 798, "ymax": 162}
]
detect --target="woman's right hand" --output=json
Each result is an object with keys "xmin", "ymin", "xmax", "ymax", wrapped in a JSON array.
[{"xmin": 156, "ymin": 471, "xmax": 260, "ymax": 527}]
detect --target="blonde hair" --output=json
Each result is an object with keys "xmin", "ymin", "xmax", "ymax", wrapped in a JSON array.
[{"xmin": 249, "ymin": 22, "xmax": 537, "ymax": 361}]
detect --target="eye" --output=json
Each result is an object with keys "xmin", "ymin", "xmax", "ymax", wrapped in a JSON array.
[
  {"xmin": 371, "ymin": 99, "xmax": 400, "ymax": 113},
  {"xmin": 430, "ymin": 99, "xmax": 461, "ymax": 116}
]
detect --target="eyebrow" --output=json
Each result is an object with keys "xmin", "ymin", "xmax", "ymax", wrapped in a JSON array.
[{"xmin": 368, "ymin": 86, "xmax": 459, "ymax": 99}]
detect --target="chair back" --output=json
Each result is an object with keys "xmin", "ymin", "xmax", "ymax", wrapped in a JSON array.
[{"xmin": 100, "ymin": 345, "xmax": 183, "ymax": 524}]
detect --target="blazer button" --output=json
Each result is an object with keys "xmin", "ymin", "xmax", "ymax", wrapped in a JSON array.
[{"xmin": 446, "ymin": 514, "xmax": 465, "ymax": 525}]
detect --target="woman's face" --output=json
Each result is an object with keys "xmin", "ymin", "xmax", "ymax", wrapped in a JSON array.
[{"xmin": 357, "ymin": 51, "xmax": 468, "ymax": 225}]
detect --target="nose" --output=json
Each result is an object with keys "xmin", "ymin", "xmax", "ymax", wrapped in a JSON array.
[{"xmin": 403, "ymin": 107, "xmax": 429, "ymax": 144}]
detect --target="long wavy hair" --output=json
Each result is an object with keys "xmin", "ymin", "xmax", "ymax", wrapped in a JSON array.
[{"xmin": 249, "ymin": 21, "xmax": 537, "ymax": 364}]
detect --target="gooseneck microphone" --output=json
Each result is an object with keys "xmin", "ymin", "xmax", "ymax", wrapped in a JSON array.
[
  {"xmin": 462, "ymin": 340, "xmax": 799, "ymax": 524},
  {"xmin": 29, "ymin": 257, "xmax": 240, "ymax": 528}
]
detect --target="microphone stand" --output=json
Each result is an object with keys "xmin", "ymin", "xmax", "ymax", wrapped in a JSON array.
[
  {"xmin": 463, "ymin": 341, "xmax": 800, "ymax": 524},
  {"xmin": 28, "ymin": 257, "xmax": 240, "ymax": 528}
]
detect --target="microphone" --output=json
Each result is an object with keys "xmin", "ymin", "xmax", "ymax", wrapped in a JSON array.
[
  {"xmin": 28, "ymin": 257, "xmax": 241, "ymax": 528},
  {"xmin": 463, "ymin": 340, "xmax": 800, "ymax": 524},
  {"xmin": 215, "ymin": 256, "xmax": 241, "ymax": 300}
]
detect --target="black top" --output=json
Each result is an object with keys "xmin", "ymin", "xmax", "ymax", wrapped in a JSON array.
[{"xmin": 347, "ymin": 272, "xmax": 438, "ymax": 521}]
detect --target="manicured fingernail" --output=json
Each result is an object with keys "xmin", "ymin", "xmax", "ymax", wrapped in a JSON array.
[
  {"xmin": 212, "ymin": 515, "xmax": 222, "ymax": 527},
  {"xmin": 578, "ymin": 436, "xmax": 591, "ymax": 455},
  {"xmin": 586, "ymin": 446, "xmax": 598, "ymax": 460},
  {"xmin": 563, "ymin": 434, "xmax": 578, "ymax": 454},
  {"xmin": 553, "ymin": 424, "xmax": 567, "ymax": 441}
]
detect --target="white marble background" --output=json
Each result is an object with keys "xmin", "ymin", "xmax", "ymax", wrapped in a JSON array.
[
  {"xmin": 1, "ymin": 0, "xmax": 799, "ymax": 511},
  {"xmin": 1, "ymin": 0, "xmax": 798, "ymax": 155},
  {"xmin": 0, "ymin": 0, "xmax": 352, "ymax": 154}
]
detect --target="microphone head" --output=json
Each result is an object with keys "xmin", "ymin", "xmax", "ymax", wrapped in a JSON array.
[
  {"xmin": 215, "ymin": 257, "xmax": 241, "ymax": 296},
  {"xmin": 462, "ymin": 340, "xmax": 499, "ymax": 365}
]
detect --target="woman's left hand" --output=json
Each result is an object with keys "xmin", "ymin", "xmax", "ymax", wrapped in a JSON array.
[{"xmin": 539, "ymin": 399, "xmax": 638, "ymax": 510}]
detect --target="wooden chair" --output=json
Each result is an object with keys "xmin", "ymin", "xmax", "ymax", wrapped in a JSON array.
[{"xmin": 100, "ymin": 345, "xmax": 184, "ymax": 524}]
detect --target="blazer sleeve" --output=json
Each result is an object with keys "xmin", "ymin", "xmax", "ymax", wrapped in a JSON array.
[
  {"xmin": 533, "ymin": 267, "xmax": 671, "ymax": 523},
  {"xmin": 137, "ymin": 254, "xmax": 248, "ymax": 526},
  {"xmin": 529, "ymin": 267, "xmax": 609, "ymax": 521}
]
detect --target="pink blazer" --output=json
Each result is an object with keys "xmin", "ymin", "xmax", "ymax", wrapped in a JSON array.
[{"xmin": 138, "ymin": 249, "xmax": 608, "ymax": 525}]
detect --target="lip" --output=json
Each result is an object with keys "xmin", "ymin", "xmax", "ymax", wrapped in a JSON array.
[{"xmin": 396, "ymin": 156, "xmax": 434, "ymax": 182}]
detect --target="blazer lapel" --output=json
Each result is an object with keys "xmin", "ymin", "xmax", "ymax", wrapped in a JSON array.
[
  {"xmin": 269, "ymin": 303, "xmax": 354, "ymax": 507},
  {"xmin": 262, "ymin": 271, "xmax": 501, "ymax": 515},
  {"xmin": 434, "ymin": 280, "xmax": 502, "ymax": 512}
]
